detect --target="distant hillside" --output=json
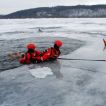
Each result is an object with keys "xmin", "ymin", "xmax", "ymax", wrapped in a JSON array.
[
  {"xmin": 1, "ymin": 5, "xmax": 106, "ymax": 19},
  {"xmin": 0, "ymin": 15, "xmax": 4, "ymax": 18}
]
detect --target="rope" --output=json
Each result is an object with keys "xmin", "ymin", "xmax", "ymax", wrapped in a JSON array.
[
  {"xmin": 58, "ymin": 57, "xmax": 106, "ymax": 62},
  {"xmin": 63, "ymin": 64, "xmax": 106, "ymax": 75}
]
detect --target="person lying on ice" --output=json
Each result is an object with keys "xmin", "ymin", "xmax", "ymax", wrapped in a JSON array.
[
  {"xmin": 35, "ymin": 40, "xmax": 62, "ymax": 62},
  {"xmin": 19, "ymin": 43, "xmax": 41, "ymax": 64}
]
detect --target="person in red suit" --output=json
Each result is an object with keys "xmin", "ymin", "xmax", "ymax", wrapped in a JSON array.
[
  {"xmin": 19, "ymin": 43, "xmax": 40, "ymax": 64},
  {"xmin": 36, "ymin": 40, "xmax": 62, "ymax": 62},
  {"xmin": 103, "ymin": 39, "xmax": 106, "ymax": 46}
]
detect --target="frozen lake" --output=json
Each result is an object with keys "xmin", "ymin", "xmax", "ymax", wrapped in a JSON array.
[{"xmin": 0, "ymin": 18, "xmax": 106, "ymax": 106}]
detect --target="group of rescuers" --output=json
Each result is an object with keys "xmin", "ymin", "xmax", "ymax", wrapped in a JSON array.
[{"xmin": 19, "ymin": 40, "xmax": 62, "ymax": 64}]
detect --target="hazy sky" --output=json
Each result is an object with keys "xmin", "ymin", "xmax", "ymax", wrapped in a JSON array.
[{"xmin": 0, "ymin": 0, "xmax": 106, "ymax": 14}]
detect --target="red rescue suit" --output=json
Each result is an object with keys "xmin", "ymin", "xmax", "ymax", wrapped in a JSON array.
[
  {"xmin": 36, "ymin": 47, "xmax": 60, "ymax": 62},
  {"xmin": 19, "ymin": 50, "xmax": 40, "ymax": 64},
  {"xmin": 103, "ymin": 39, "xmax": 106, "ymax": 46}
]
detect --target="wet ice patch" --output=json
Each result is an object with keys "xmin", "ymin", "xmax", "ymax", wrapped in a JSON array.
[{"xmin": 28, "ymin": 67, "xmax": 53, "ymax": 78}]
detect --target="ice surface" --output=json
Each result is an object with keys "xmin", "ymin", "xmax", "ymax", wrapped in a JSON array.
[
  {"xmin": 0, "ymin": 18, "xmax": 106, "ymax": 41},
  {"xmin": 0, "ymin": 18, "xmax": 106, "ymax": 106},
  {"xmin": 28, "ymin": 67, "xmax": 53, "ymax": 78}
]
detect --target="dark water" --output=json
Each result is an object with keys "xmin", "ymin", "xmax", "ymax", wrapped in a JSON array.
[{"xmin": 0, "ymin": 37, "xmax": 84, "ymax": 71}]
